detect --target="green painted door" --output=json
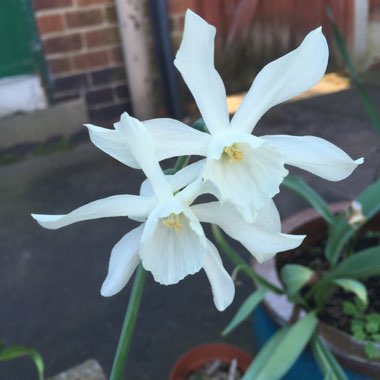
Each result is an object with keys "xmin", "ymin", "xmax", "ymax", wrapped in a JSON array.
[{"xmin": 0, "ymin": 0, "xmax": 43, "ymax": 79}]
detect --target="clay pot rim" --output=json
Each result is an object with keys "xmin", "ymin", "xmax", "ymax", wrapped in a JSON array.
[
  {"xmin": 169, "ymin": 343, "xmax": 252, "ymax": 380},
  {"xmin": 253, "ymin": 203, "xmax": 380, "ymax": 376}
]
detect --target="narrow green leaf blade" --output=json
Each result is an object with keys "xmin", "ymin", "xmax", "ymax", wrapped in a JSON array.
[
  {"xmin": 243, "ymin": 313, "xmax": 318, "ymax": 380},
  {"xmin": 0, "ymin": 345, "xmax": 45, "ymax": 380},
  {"xmin": 327, "ymin": 6, "xmax": 380, "ymax": 135},
  {"xmin": 325, "ymin": 213, "xmax": 353, "ymax": 265},
  {"xmin": 311, "ymin": 335, "xmax": 348, "ymax": 380},
  {"xmin": 328, "ymin": 247, "xmax": 380, "ymax": 279},
  {"xmin": 281, "ymin": 264, "xmax": 314, "ymax": 296},
  {"xmin": 357, "ymin": 179, "xmax": 380, "ymax": 220},
  {"xmin": 282, "ymin": 175, "xmax": 335, "ymax": 225},
  {"xmin": 222, "ymin": 288, "xmax": 266, "ymax": 336},
  {"xmin": 242, "ymin": 327, "xmax": 289, "ymax": 379},
  {"xmin": 333, "ymin": 279, "xmax": 368, "ymax": 306}
]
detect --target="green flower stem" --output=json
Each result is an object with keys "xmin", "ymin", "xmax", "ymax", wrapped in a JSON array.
[
  {"xmin": 211, "ymin": 225, "xmax": 284, "ymax": 295},
  {"xmin": 174, "ymin": 155, "xmax": 190, "ymax": 173},
  {"xmin": 110, "ymin": 264, "xmax": 147, "ymax": 380}
]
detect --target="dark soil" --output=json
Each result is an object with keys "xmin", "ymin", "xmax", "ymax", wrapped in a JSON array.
[{"xmin": 276, "ymin": 233, "xmax": 380, "ymax": 334}]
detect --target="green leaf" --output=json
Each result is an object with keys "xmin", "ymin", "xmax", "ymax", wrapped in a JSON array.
[
  {"xmin": 311, "ymin": 335, "xmax": 348, "ymax": 380},
  {"xmin": 0, "ymin": 345, "xmax": 44, "ymax": 380},
  {"xmin": 353, "ymin": 330, "xmax": 366, "ymax": 341},
  {"xmin": 366, "ymin": 313, "xmax": 380, "ymax": 324},
  {"xmin": 327, "ymin": 246, "xmax": 380, "ymax": 279},
  {"xmin": 325, "ymin": 213, "xmax": 352, "ymax": 266},
  {"xmin": 325, "ymin": 180, "xmax": 380, "ymax": 266},
  {"xmin": 327, "ymin": 6, "xmax": 380, "ymax": 135},
  {"xmin": 356, "ymin": 179, "xmax": 380, "ymax": 221},
  {"xmin": 282, "ymin": 175, "xmax": 335, "ymax": 225},
  {"xmin": 343, "ymin": 301, "xmax": 360, "ymax": 318},
  {"xmin": 372, "ymin": 334, "xmax": 380, "ymax": 342},
  {"xmin": 242, "ymin": 313, "xmax": 318, "ymax": 380},
  {"xmin": 333, "ymin": 279, "xmax": 368, "ymax": 306},
  {"xmin": 281, "ymin": 264, "xmax": 314, "ymax": 296},
  {"xmin": 191, "ymin": 118, "xmax": 208, "ymax": 133},
  {"xmin": 366, "ymin": 320, "xmax": 379, "ymax": 334},
  {"xmin": 222, "ymin": 288, "xmax": 266, "ymax": 336},
  {"xmin": 364, "ymin": 342, "xmax": 380, "ymax": 359}
]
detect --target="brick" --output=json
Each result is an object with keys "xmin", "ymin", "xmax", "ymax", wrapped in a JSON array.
[
  {"xmin": 72, "ymin": 50, "xmax": 110, "ymax": 70},
  {"xmin": 53, "ymin": 73, "xmax": 88, "ymax": 93},
  {"xmin": 65, "ymin": 9, "xmax": 103, "ymax": 28},
  {"xmin": 88, "ymin": 102, "xmax": 131, "ymax": 125},
  {"xmin": 37, "ymin": 14, "xmax": 64, "ymax": 34},
  {"xmin": 85, "ymin": 88, "xmax": 113, "ymax": 106},
  {"xmin": 115, "ymin": 84, "xmax": 129, "ymax": 100},
  {"xmin": 108, "ymin": 46, "xmax": 123, "ymax": 65},
  {"xmin": 53, "ymin": 92, "xmax": 81, "ymax": 103},
  {"xmin": 34, "ymin": 0, "xmax": 72, "ymax": 11},
  {"xmin": 104, "ymin": 5, "xmax": 117, "ymax": 23},
  {"xmin": 48, "ymin": 57, "xmax": 71, "ymax": 74},
  {"xmin": 43, "ymin": 34, "xmax": 82, "ymax": 54},
  {"xmin": 77, "ymin": 0, "xmax": 113, "ymax": 5},
  {"xmin": 84, "ymin": 27, "xmax": 119, "ymax": 48},
  {"xmin": 91, "ymin": 66, "xmax": 125, "ymax": 85}
]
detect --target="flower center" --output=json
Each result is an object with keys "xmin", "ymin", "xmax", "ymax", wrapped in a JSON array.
[
  {"xmin": 223, "ymin": 144, "xmax": 244, "ymax": 162},
  {"xmin": 162, "ymin": 213, "xmax": 183, "ymax": 232}
]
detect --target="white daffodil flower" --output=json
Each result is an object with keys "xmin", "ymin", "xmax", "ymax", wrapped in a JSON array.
[
  {"xmin": 83, "ymin": 11, "xmax": 363, "ymax": 223},
  {"xmin": 32, "ymin": 113, "xmax": 304, "ymax": 311},
  {"xmin": 145, "ymin": 11, "xmax": 361, "ymax": 222}
]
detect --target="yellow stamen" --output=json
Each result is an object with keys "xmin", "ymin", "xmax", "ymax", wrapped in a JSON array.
[
  {"xmin": 162, "ymin": 213, "xmax": 183, "ymax": 232},
  {"xmin": 223, "ymin": 144, "xmax": 244, "ymax": 162}
]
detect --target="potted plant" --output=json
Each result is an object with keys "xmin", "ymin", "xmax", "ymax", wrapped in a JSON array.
[
  {"xmin": 169, "ymin": 343, "xmax": 251, "ymax": 380},
  {"xmin": 213, "ymin": 176, "xmax": 380, "ymax": 380}
]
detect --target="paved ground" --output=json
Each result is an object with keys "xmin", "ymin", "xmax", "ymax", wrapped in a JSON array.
[{"xmin": 1, "ymin": 87, "xmax": 380, "ymax": 379}]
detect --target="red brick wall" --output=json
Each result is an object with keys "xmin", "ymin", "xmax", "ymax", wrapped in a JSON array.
[{"xmin": 34, "ymin": 0, "xmax": 129, "ymax": 126}]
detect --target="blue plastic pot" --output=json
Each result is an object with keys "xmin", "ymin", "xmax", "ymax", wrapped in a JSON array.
[{"xmin": 252, "ymin": 305, "xmax": 374, "ymax": 380}]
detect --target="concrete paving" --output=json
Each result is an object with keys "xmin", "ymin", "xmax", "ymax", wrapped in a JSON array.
[{"xmin": 0, "ymin": 87, "xmax": 380, "ymax": 379}]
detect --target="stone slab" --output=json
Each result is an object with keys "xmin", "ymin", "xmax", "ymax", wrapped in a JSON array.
[
  {"xmin": 49, "ymin": 359, "xmax": 106, "ymax": 380},
  {"xmin": 0, "ymin": 98, "xmax": 87, "ymax": 150}
]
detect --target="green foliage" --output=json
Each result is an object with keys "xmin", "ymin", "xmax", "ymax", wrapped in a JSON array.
[
  {"xmin": 341, "ymin": 297, "xmax": 380, "ymax": 359},
  {"xmin": 311, "ymin": 335, "xmax": 348, "ymax": 380},
  {"xmin": 327, "ymin": 246, "xmax": 380, "ymax": 279},
  {"xmin": 0, "ymin": 342, "xmax": 44, "ymax": 380},
  {"xmin": 280, "ymin": 264, "xmax": 314, "ymax": 296},
  {"xmin": 242, "ymin": 313, "xmax": 317, "ymax": 380},
  {"xmin": 282, "ymin": 175, "xmax": 335, "ymax": 226},
  {"xmin": 222, "ymin": 288, "xmax": 266, "ymax": 336}
]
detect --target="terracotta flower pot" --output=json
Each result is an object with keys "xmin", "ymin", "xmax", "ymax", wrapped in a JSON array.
[
  {"xmin": 253, "ymin": 203, "xmax": 380, "ymax": 379},
  {"xmin": 169, "ymin": 343, "xmax": 252, "ymax": 380}
]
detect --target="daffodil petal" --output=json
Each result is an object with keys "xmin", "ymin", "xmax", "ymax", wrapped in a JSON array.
[
  {"xmin": 192, "ymin": 202, "xmax": 305, "ymax": 263},
  {"xmin": 231, "ymin": 27, "xmax": 328, "ymax": 133},
  {"xmin": 143, "ymin": 118, "xmax": 210, "ymax": 159},
  {"xmin": 255, "ymin": 200, "xmax": 281, "ymax": 232},
  {"xmin": 31, "ymin": 195, "xmax": 155, "ymax": 229},
  {"xmin": 139, "ymin": 160, "xmax": 206, "ymax": 199},
  {"xmin": 115, "ymin": 113, "xmax": 172, "ymax": 201},
  {"xmin": 203, "ymin": 133, "xmax": 288, "ymax": 222},
  {"xmin": 169, "ymin": 160, "xmax": 206, "ymax": 192},
  {"xmin": 140, "ymin": 200, "xmax": 207, "ymax": 285},
  {"xmin": 174, "ymin": 10, "xmax": 229, "ymax": 134},
  {"xmin": 203, "ymin": 240, "xmax": 235, "ymax": 311},
  {"xmin": 262, "ymin": 135, "xmax": 364, "ymax": 181},
  {"xmin": 101, "ymin": 225, "xmax": 143, "ymax": 297},
  {"xmin": 85, "ymin": 124, "xmax": 139, "ymax": 168}
]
